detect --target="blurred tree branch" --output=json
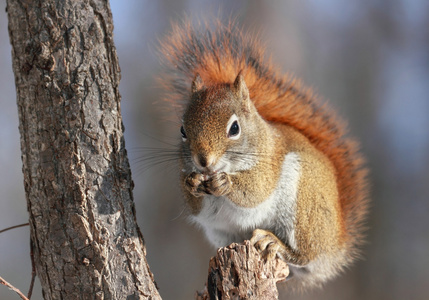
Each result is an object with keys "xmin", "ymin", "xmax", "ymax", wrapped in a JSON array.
[{"xmin": 6, "ymin": 0, "xmax": 160, "ymax": 298}]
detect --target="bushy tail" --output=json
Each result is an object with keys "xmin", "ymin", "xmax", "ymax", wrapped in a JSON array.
[{"xmin": 159, "ymin": 19, "xmax": 369, "ymax": 261}]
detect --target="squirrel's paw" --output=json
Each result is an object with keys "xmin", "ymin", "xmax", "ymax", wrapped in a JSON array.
[
  {"xmin": 184, "ymin": 172, "xmax": 206, "ymax": 197},
  {"xmin": 251, "ymin": 229, "xmax": 285, "ymax": 261},
  {"xmin": 204, "ymin": 172, "xmax": 232, "ymax": 197}
]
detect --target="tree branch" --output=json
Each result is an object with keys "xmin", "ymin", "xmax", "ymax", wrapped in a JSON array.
[
  {"xmin": 197, "ymin": 241, "xmax": 289, "ymax": 300},
  {"xmin": 0, "ymin": 223, "xmax": 29, "ymax": 234},
  {"xmin": 0, "ymin": 276, "xmax": 29, "ymax": 300}
]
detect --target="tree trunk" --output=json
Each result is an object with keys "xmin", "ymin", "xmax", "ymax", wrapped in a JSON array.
[{"xmin": 6, "ymin": 0, "xmax": 161, "ymax": 298}]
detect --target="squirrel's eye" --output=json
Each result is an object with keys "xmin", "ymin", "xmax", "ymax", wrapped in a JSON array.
[
  {"xmin": 180, "ymin": 125, "xmax": 187, "ymax": 141},
  {"xmin": 226, "ymin": 114, "xmax": 241, "ymax": 140},
  {"xmin": 228, "ymin": 121, "xmax": 240, "ymax": 138}
]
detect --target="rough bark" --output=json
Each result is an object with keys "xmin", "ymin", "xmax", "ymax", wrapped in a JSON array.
[
  {"xmin": 196, "ymin": 241, "xmax": 289, "ymax": 300},
  {"xmin": 7, "ymin": 0, "xmax": 161, "ymax": 299}
]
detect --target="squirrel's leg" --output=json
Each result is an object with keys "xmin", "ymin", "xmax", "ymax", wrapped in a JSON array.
[{"xmin": 251, "ymin": 229, "xmax": 310, "ymax": 266}]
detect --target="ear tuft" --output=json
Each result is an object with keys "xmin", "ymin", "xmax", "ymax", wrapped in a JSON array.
[
  {"xmin": 192, "ymin": 73, "xmax": 204, "ymax": 93},
  {"xmin": 233, "ymin": 71, "xmax": 249, "ymax": 101}
]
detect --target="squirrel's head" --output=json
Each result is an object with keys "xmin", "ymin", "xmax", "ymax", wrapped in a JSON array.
[{"xmin": 180, "ymin": 72, "xmax": 267, "ymax": 175}]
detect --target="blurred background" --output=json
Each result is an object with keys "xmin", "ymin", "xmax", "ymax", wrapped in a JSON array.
[{"xmin": 1, "ymin": 0, "xmax": 428, "ymax": 299}]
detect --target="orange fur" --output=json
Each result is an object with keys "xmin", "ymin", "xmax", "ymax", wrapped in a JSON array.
[{"xmin": 159, "ymin": 20, "xmax": 368, "ymax": 260}]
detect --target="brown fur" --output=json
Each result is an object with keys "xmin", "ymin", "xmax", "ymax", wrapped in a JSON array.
[
  {"xmin": 159, "ymin": 19, "xmax": 369, "ymax": 281},
  {"xmin": 277, "ymin": 125, "xmax": 341, "ymax": 263}
]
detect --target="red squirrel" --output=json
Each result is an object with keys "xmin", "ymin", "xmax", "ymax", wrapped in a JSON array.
[{"xmin": 159, "ymin": 20, "xmax": 369, "ymax": 290}]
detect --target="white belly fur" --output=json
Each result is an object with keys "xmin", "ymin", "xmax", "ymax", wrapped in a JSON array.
[{"xmin": 190, "ymin": 152, "xmax": 301, "ymax": 249}]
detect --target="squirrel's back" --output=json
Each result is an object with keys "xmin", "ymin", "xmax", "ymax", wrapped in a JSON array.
[{"xmin": 159, "ymin": 19, "xmax": 369, "ymax": 263}]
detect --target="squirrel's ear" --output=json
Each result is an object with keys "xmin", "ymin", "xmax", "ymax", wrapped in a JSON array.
[
  {"xmin": 234, "ymin": 71, "xmax": 249, "ymax": 101},
  {"xmin": 234, "ymin": 71, "xmax": 251, "ymax": 111},
  {"xmin": 192, "ymin": 73, "xmax": 204, "ymax": 93}
]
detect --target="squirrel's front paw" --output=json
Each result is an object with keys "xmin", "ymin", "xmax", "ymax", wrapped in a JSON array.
[
  {"xmin": 204, "ymin": 172, "xmax": 232, "ymax": 197},
  {"xmin": 184, "ymin": 172, "xmax": 206, "ymax": 197}
]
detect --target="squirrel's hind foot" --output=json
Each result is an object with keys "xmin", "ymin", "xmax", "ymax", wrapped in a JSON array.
[{"xmin": 251, "ymin": 229, "xmax": 286, "ymax": 261}]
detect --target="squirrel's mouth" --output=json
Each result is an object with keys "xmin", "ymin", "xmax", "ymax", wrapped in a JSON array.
[
  {"xmin": 202, "ymin": 169, "xmax": 219, "ymax": 180},
  {"xmin": 201, "ymin": 163, "xmax": 228, "ymax": 178}
]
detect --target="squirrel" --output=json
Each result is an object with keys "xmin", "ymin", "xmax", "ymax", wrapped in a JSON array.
[{"xmin": 158, "ymin": 20, "xmax": 369, "ymax": 290}]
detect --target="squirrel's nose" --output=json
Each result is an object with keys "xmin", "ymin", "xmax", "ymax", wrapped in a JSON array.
[
  {"xmin": 199, "ymin": 154, "xmax": 208, "ymax": 168},
  {"xmin": 193, "ymin": 153, "xmax": 215, "ymax": 169}
]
